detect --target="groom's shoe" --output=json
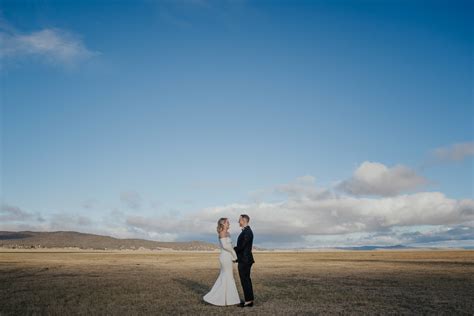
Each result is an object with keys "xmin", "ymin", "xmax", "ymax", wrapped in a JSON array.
[{"xmin": 240, "ymin": 301, "xmax": 254, "ymax": 308}]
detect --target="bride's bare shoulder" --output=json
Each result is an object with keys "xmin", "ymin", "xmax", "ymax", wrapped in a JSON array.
[{"xmin": 218, "ymin": 232, "xmax": 230, "ymax": 239}]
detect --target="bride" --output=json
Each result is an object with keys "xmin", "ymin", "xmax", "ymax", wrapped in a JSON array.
[{"xmin": 203, "ymin": 217, "xmax": 241, "ymax": 306}]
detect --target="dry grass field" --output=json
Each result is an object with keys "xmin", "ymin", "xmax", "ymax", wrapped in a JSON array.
[{"xmin": 0, "ymin": 250, "xmax": 473, "ymax": 315}]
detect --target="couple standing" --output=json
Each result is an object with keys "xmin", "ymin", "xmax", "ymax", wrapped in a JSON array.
[{"xmin": 203, "ymin": 214, "xmax": 255, "ymax": 308}]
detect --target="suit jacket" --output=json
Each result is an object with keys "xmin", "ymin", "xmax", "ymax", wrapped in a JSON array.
[{"xmin": 234, "ymin": 226, "xmax": 254, "ymax": 264}]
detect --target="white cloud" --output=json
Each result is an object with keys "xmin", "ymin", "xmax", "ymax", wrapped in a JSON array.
[
  {"xmin": 118, "ymin": 179, "xmax": 474, "ymax": 246},
  {"xmin": 433, "ymin": 142, "xmax": 474, "ymax": 162},
  {"xmin": 0, "ymin": 27, "xmax": 97, "ymax": 66},
  {"xmin": 191, "ymin": 192, "xmax": 472, "ymax": 235},
  {"xmin": 337, "ymin": 161, "xmax": 428, "ymax": 196}
]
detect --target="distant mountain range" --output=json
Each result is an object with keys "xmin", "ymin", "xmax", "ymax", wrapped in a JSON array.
[
  {"xmin": 335, "ymin": 245, "xmax": 473, "ymax": 250},
  {"xmin": 0, "ymin": 231, "xmax": 219, "ymax": 251}
]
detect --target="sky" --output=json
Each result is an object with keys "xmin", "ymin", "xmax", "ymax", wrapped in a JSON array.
[{"xmin": 0, "ymin": 0, "xmax": 473, "ymax": 248}]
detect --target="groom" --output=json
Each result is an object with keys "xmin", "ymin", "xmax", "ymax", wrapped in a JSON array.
[{"xmin": 233, "ymin": 214, "xmax": 255, "ymax": 307}]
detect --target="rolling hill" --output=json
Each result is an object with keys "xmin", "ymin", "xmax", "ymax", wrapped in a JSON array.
[{"xmin": 0, "ymin": 231, "xmax": 219, "ymax": 251}]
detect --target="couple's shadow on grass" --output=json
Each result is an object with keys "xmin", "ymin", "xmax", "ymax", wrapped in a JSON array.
[{"xmin": 173, "ymin": 277, "xmax": 210, "ymax": 297}]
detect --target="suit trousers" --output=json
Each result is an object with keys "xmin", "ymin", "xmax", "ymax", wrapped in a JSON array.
[{"xmin": 238, "ymin": 262, "xmax": 254, "ymax": 301}]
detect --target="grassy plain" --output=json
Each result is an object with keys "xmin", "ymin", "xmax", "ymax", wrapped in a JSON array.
[{"xmin": 0, "ymin": 250, "xmax": 473, "ymax": 315}]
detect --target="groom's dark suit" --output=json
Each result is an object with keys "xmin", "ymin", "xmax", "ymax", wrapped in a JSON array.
[{"xmin": 234, "ymin": 225, "xmax": 255, "ymax": 302}]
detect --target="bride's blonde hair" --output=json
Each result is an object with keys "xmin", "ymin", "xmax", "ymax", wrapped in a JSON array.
[{"xmin": 216, "ymin": 217, "xmax": 228, "ymax": 234}]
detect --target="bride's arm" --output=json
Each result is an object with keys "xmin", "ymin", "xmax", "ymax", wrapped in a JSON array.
[{"xmin": 221, "ymin": 238, "xmax": 238, "ymax": 261}]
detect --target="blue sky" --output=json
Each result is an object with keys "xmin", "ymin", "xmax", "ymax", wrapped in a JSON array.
[{"xmin": 1, "ymin": 0, "xmax": 473, "ymax": 248}]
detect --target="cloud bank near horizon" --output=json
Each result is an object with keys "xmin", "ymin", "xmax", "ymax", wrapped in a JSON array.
[{"xmin": 2, "ymin": 158, "xmax": 473, "ymax": 249}]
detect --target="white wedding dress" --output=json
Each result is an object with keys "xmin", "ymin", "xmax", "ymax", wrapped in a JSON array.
[{"xmin": 203, "ymin": 236, "xmax": 241, "ymax": 306}]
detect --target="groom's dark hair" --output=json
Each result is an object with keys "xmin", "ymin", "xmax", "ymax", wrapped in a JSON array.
[{"xmin": 240, "ymin": 214, "xmax": 250, "ymax": 222}]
